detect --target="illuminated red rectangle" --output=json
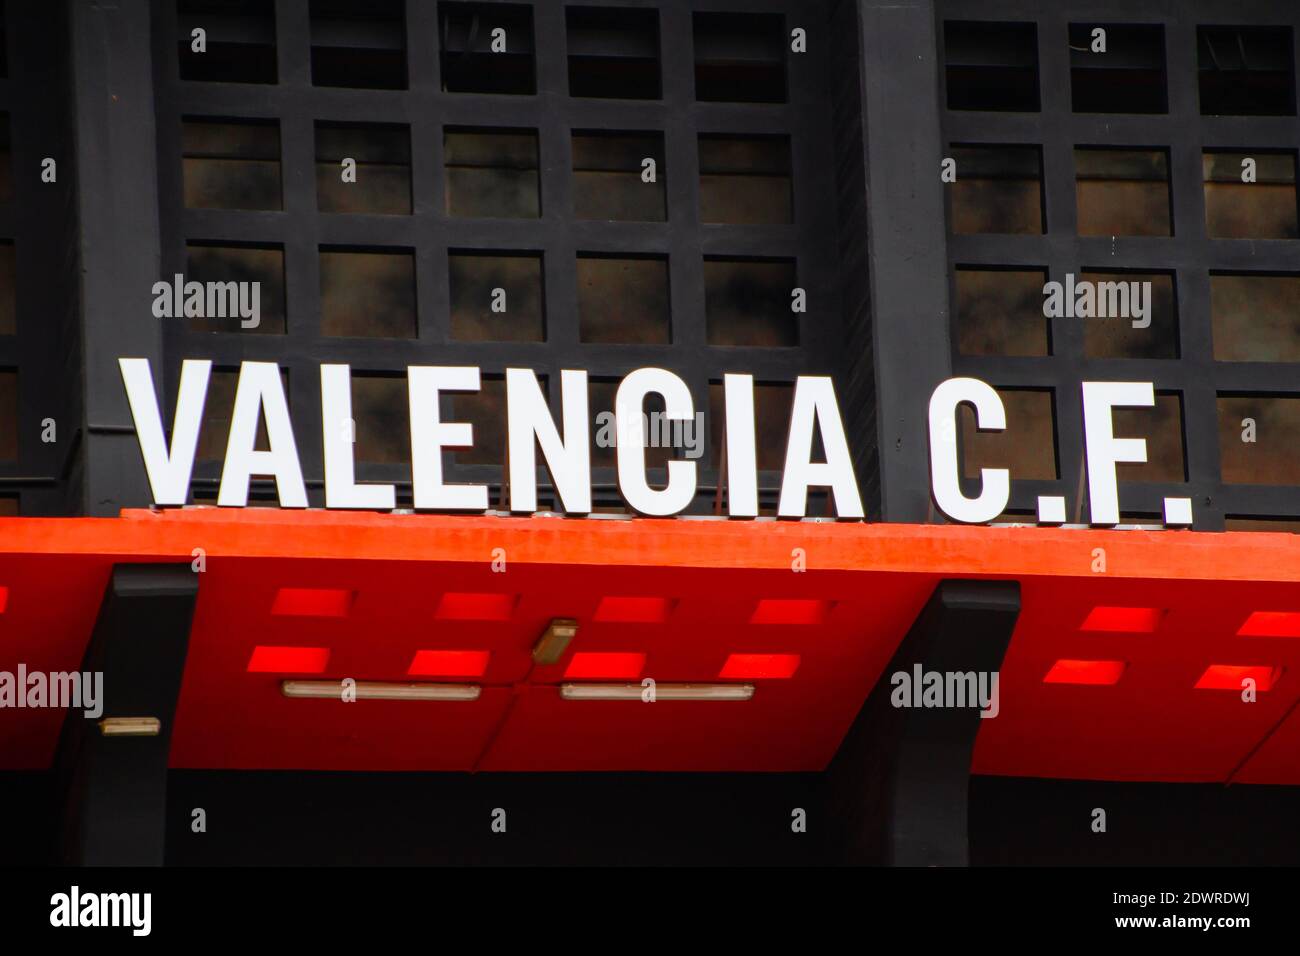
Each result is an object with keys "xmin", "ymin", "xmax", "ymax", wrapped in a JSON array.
[
  {"xmin": 749, "ymin": 599, "xmax": 829, "ymax": 625},
  {"xmin": 247, "ymin": 645, "xmax": 330, "ymax": 674},
  {"xmin": 435, "ymin": 592, "xmax": 517, "ymax": 621},
  {"xmin": 1079, "ymin": 606, "xmax": 1164, "ymax": 633},
  {"xmin": 1195, "ymin": 665, "xmax": 1280, "ymax": 692},
  {"xmin": 1042, "ymin": 659, "xmax": 1126, "ymax": 685},
  {"xmin": 1237, "ymin": 611, "xmax": 1300, "ymax": 638},
  {"xmin": 270, "ymin": 587, "xmax": 353, "ymax": 618},
  {"xmin": 407, "ymin": 650, "xmax": 490, "ymax": 678},
  {"xmin": 719, "ymin": 653, "xmax": 800, "ymax": 679},
  {"xmin": 0, "ymin": 586, "xmax": 9, "ymax": 613},
  {"xmin": 593, "ymin": 596, "xmax": 673, "ymax": 623},
  {"xmin": 564, "ymin": 652, "xmax": 647, "ymax": 679}
]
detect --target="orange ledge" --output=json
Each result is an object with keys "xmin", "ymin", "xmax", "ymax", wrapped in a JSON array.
[{"xmin": 0, "ymin": 508, "xmax": 1288, "ymax": 583}]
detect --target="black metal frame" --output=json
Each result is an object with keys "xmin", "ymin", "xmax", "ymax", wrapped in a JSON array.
[
  {"xmin": 150, "ymin": 0, "xmax": 846, "ymax": 514},
  {"xmin": 938, "ymin": 0, "xmax": 1300, "ymax": 530},
  {"xmin": 0, "ymin": 2, "xmax": 81, "ymax": 516}
]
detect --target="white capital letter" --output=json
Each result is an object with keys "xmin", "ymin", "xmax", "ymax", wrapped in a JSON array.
[
  {"xmin": 321, "ymin": 364, "xmax": 396, "ymax": 510},
  {"xmin": 928, "ymin": 377, "xmax": 1009, "ymax": 524},
  {"xmin": 408, "ymin": 366, "xmax": 488, "ymax": 511},
  {"xmin": 507, "ymin": 368, "xmax": 591, "ymax": 514},
  {"xmin": 218, "ymin": 362, "xmax": 307, "ymax": 507},
  {"xmin": 778, "ymin": 376, "xmax": 863, "ymax": 519},
  {"xmin": 1082, "ymin": 381, "xmax": 1153, "ymax": 525},
  {"xmin": 616, "ymin": 368, "xmax": 696, "ymax": 516},
  {"xmin": 120, "ymin": 358, "xmax": 210, "ymax": 506},
  {"xmin": 723, "ymin": 374, "xmax": 758, "ymax": 517}
]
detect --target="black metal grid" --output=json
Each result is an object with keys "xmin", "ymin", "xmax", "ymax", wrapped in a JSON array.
[
  {"xmin": 151, "ymin": 0, "xmax": 845, "ymax": 513},
  {"xmin": 938, "ymin": 0, "xmax": 1300, "ymax": 530},
  {"xmin": 0, "ymin": 2, "xmax": 81, "ymax": 516}
]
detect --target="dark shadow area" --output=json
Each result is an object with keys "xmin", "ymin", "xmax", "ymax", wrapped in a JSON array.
[
  {"xmin": 7, "ymin": 768, "xmax": 1300, "ymax": 865},
  {"xmin": 165, "ymin": 770, "xmax": 828, "ymax": 866},
  {"xmin": 971, "ymin": 775, "xmax": 1300, "ymax": 866}
]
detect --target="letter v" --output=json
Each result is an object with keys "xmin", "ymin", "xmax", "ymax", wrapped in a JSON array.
[{"xmin": 120, "ymin": 358, "xmax": 211, "ymax": 506}]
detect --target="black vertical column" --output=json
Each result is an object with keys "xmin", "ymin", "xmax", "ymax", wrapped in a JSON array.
[
  {"xmin": 828, "ymin": 579, "xmax": 1020, "ymax": 865},
  {"xmin": 69, "ymin": 0, "xmax": 164, "ymax": 515},
  {"xmin": 856, "ymin": 0, "xmax": 952, "ymax": 522},
  {"xmin": 56, "ymin": 564, "xmax": 198, "ymax": 866}
]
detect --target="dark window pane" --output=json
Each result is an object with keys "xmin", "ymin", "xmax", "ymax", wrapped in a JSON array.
[
  {"xmin": 1075, "ymin": 148, "xmax": 1170, "ymax": 237},
  {"xmin": 577, "ymin": 256, "xmax": 669, "ymax": 344},
  {"xmin": 693, "ymin": 12, "xmax": 785, "ymax": 103},
  {"xmin": 352, "ymin": 374, "xmax": 409, "ymax": 464},
  {"xmin": 708, "ymin": 381, "xmax": 793, "ymax": 472},
  {"xmin": 1225, "ymin": 516, "xmax": 1300, "ymax": 532},
  {"xmin": 316, "ymin": 123, "xmax": 411, "ymax": 214},
  {"xmin": 949, "ymin": 145, "xmax": 1043, "ymax": 234},
  {"xmin": 0, "ymin": 370, "xmax": 16, "ymax": 461},
  {"xmin": 1114, "ymin": 392, "xmax": 1185, "ymax": 483},
  {"xmin": 1081, "ymin": 271, "xmax": 1178, "ymax": 359},
  {"xmin": 319, "ymin": 249, "xmax": 416, "ymax": 338},
  {"xmin": 572, "ymin": 131, "xmax": 665, "ymax": 221},
  {"xmin": 449, "ymin": 252, "xmax": 544, "ymax": 342},
  {"xmin": 182, "ymin": 118, "xmax": 281, "ymax": 210},
  {"xmin": 1219, "ymin": 394, "xmax": 1300, "ymax": 485},
  {"xmin": 1211, "ymin": 273, "xmax": 1300, "ymax": 361},
  {"xmin": 185, "ymin": 244, "xmax": 286, "ymax": 334},
  {"xmin": 444, "ymin": 129, "xmax": 539, "ymax": 218},
  {"xmin": 1069, "ymin": 23, "xmax": 1166, "ymax": 114},
  {"xmin": 567, "ymin": 7, "xmax": 660, "ymax": 99},
  {"xmin": 452, "ymin": 377, "xmax": 507, "ymax": 466},
  {"xmin": 944, "ymin": 21, "xmax": 1040, "ymax": 111},
  {"xmin": 1198, "ymin": 26, "xmax": 1295, "ymax": 116},
  {"xmin": 1119, "ymin": 512, "xmax": 1161, "ymax": 526},
  {"xmin": 0, "ymin": 244, "xmax": 15, "ymax": 336},
  {"xmin": 198, "ymin": 368, "xmax": 283, "ymax": 461},
  {"xmin": 954, "ymin": 268, "xmax": 1049, "ymax": 357},
  {"xmin": 178, "ymin": 0, "xmax": 277, "ymax": 84},
  {"xmin": 704, "ymin": 259, "xmax": 797, "ymax": 347},
  {"xmin": 1203, "ymin": 151, "xmax": 1297, "ymax": 239},
  {"xmin": 961, "ymin": 388, "xmax": 1057, "ymax": 480},
  {"xmin": 311, "ymin": 0, "xmax": 406, "ymax": 89},
  {"xmin": 698, "ymin": 135, "xmax": 792, "ymax": 225},
  {"xmin": 440, "ymin": 2, "xmax": 535, "ymax": 95}
]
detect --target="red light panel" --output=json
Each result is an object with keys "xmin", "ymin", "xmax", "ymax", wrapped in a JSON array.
[
  {"xmin": 719, "ymin": 653, "xmax": 800, "ymax": 679},
  {"xmin": 1195, "ymin": 665, "xmax": 1280, "ymax": 692},
  {"xmin": 407, "ymin": 650, "xmax": 490, "ymax": 678},
  {"xmin": 1079, "ymin": 606, "xmax": 1164, "ymax": 633},
  {"xmin": 1042, "ymin": 659, "xmax": 1126, "ymax": 685},
  {"xmin": 246, "ymin": 645, "xmax": 331, "ymax": 674},
  {"xmin": 563, "ymin": 652, "xmax": 647, "ymax": 679},
  {"xmin": 1237, "ymin": 611, "xmax": 1300, "ymax": 638}
]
